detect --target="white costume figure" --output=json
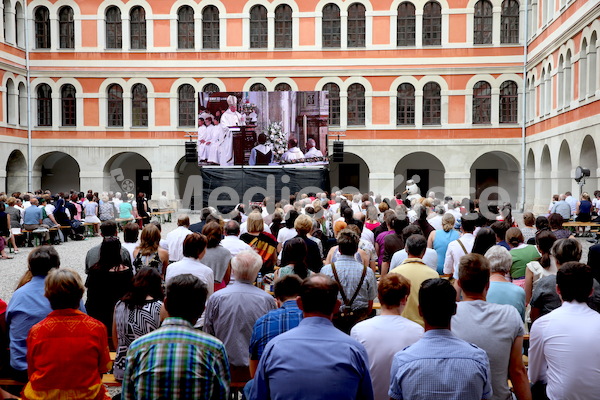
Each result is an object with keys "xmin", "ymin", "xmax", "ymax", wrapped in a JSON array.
[
  {"xmin": 220, "ymin": 95, "xmax": 243, "ymax": 127},
  {"xmin": 196, "ymin": 113, "xmax": 210, "ymax": 162},
  {"xmin": 203, "ymin": 116, "xmax": 221, "ymax": 164},
  {"xmin": 405, "ymin": 179, "xmax": 422, "ymax": 204},
  {"xmin": 219, "ymin": 95, "xmax": 241, "ymax": 166},
  {"xmin": 304, "ymin": 138, "xmax": 323, "ymax": 158},
  {"xmin": 281, "ymin": 139, "xmax": 304, "ymax": 163},
  {"xmin": 217, "ymin": 122, "xmax": 233, "ymax": 166}
]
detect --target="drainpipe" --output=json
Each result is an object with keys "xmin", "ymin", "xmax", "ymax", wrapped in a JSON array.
[
  {"xmin": 24, "ymin": 1, "xmax": 32, "ymax": 192},
  {"xmin": 521, "ymin": 0, "xmax": 529, "ymax": 212}
]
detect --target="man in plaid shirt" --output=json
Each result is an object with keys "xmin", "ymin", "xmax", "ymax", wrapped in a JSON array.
[
  {"xmin": 249, "ymin": 274, "xmax": 304, "ymax": 376},
  {"xmin": 122, "ymin": 274, "xmax": 230, "ymax": 400}
]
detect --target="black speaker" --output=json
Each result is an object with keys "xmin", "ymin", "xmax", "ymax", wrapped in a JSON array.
[
  {"xmin": 332, "ymin": 141, "xmax": 344, "ymax": 162},
  {"xmin": 185, "ymin": 142, "xmax": 197, "ymax": 162}
]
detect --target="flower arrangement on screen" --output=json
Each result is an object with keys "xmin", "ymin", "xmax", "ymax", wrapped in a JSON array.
[{"xmin": 265, "ymin": 121, "xmax": 287, "ymax": 162}]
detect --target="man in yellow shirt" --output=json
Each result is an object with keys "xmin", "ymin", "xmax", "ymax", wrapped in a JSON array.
[{"xmin": 389, "ymin": 230, "xmax": 439, "ymax": 327}]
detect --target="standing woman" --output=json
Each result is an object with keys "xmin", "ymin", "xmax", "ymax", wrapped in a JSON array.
[
  {"xmin": 119, "ymin": 193, "xmax": 136, "ymax": 220},
  {"xmin": 427, "ymin": 213, "xmax": 459, "ymax": 275},
  {"xmin": 136, "ymin": 192, "xmax": 150, "ymax": 226},
  {"xmin": 85, "ymin": 237, "xmax": 133, "ymax": 336},
  {"xmin": 83, "ymin": 193, "xmax": 101, "ymax": 236},
  {"xmin": 22, "ymin": 269, "xmax": 112, "ymax": 400},
  {"xmin": 5, "ymin": 197, "xmax": 20, "ymax": 254},
  {"xmin": 507, "ymin": 227, "xmax": 540, "ymax": 288},
  {"xmin": 0, "ymin": 204, "xmax": 12, "ymax": 259},
  {"xmin": 132, "ymin": 224, "xmax": 169, "ymax": 276},
  {"xmin": 111, "ymin": 267, "xmax": 163, "ymax": 381},
  {"xmin": 201, "ymin": 222, "xmax": 232, "ymax": 291}
]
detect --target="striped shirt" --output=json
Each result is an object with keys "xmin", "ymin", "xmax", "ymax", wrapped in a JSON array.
[
  {"xmin": 389, "ymin": 329, "xmax": 492, "ymax": 400},
  {"xmin": 249, "ymin": 300, "xmax": 303, "ymax": 360},
  {"xmin": 122, "ymin": 317, "xmax": 230, "ymax": 400}
]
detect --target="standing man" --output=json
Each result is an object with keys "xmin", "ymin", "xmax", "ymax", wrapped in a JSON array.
[
  {"xmin": 219, "ymin": 95, "xmax": 243, "ymax": 166},
  {"xmin": 321, "ymin": 229, "xmax": 377, "ymax": 333},
  {"xmin": 528, "ymin": 262, "xmax": 600, "ymax": 400},
  {"xmin": 452, "ymin": 254, "xmax": 531, "ymax": 400},
  {"xmin": 122, "ymin": 274, "xmax": 230, "ymax": 400},
  {"xmin": 248, "ymin": 274, "xmax": 374, "ymax": 400},
  {"xmin": 351, "ymin": 274, "xmax": 423, "ymax": 400},
  {"xmin": 165, "ymin": 215, "xmax": 193, "ymax": 263},
  {"xmin": 444, "ymin": 216, "xmax": 476, "ymax": 279},
  {"xmin": 249, "ymin": 275, "xmax": 304, "ymax": 377},
  {"xmin": 389, "ymin": 278, "xmax": 492, "ymax": 400},
  {"xmin": 221, "ymin": 220, "xmax": 252, "ymax": 257},
  {"xmin": 204, "ymin": 251, "xmax": 276, "ymax": 382},
  {"xmin": 389, "ymin": 234, "xmax": 439, "ymax": 327}
]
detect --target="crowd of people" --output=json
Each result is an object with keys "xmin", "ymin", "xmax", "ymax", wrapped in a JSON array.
[{"xmin": 0, "ymin": 187, "xmax": 600, "ymax": 399}]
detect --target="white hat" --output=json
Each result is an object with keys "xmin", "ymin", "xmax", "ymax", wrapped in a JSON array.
[
  {"xmin": 199, "ymin": 112, "xmax": 210, "ymax": 119},
  {"xmin": 227, "ymin": 95, "xmax": 237, "ymax": 106}
]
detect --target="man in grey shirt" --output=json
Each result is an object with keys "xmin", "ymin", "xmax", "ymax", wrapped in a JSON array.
[
  {"xmin": 452, "ymin": 253, "xmax": 531, "ymax": 400},
  {"xmin": 204, "ymin": 250, "xmax": 276, "ymax": 381},
  {"xmin": 85, "ymin": 220, "xmax": 132, "ymax": 273},
  {"xmin": 550, "ymin": 194, "xmax": 572, "ymax": 221}
]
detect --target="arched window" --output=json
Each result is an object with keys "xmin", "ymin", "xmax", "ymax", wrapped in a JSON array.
[
  {"xmin": 131, "ymin": 84, "xmax": 148, "ymax": 127},
  {"xmin": 178, "ymin": 84, "xmax": 195, "ymax": 127},
  {"xmin": 130, "ymin": 6, "xmax": 146, "ymax": 49},
  {"xmin": 37, "ymin": 84, "xmax": 52, "ymax": 126},
  {"xmin": 250, "ymin": 5, "xmax": 267, "ymax": 49},
  {"xmin": 274, "ymin": 5, "xmax": 292, "ymax": 49},
  {"xmin": 18, "ymin": 82, "xmax": 25, "ymax": 125},
  {"xmin": 423, "ymin": 82, "xmax": 441, "ymax": 125},
  {"xmin": 397, "ymin": 2, "xmax": 416, "ymax": 47},
  {"xmin": 59, "ymin": 6, "xmax": 74, "ymax": 49},
  {"xmin": 564, "ymin": 50, "xmax": 572, "ymax": 107},
  {"xmin": 323, "ymin": 83, "xmax": 340, "ymax": 126},
  {"xmin": 557, "ymin": 56, "xmax": 564, "ymax": 109},
  {"xmin": 107, "ymin": 84, "xmax": 123, "ymax": 127},
  {"xmin": 250, "ymin": 83, "xmax": 267, "ymax": 92},
  {"xmin": 347, "ymin": 3, "xmax": 366, "ymax": 48},
  {"xmin": 203, "ymin": 83, "xmax": 220, "ymax": 93},
  {"xmin": 539, "ymin": 68, "xmax": 545, "ymax": 116},
  {"xmin": 15, "ymin": 2, "xmax": 24, "ymax": 47},
  {"xmin": 589, "ymin": 33, "xmax": 597, "ymax": 95},
  {"xmin": 34, "ymin": 6, "xmax": 50, "ymax": 49},
  {"xmin": 423, "ymin": 1, "xmax": 441, "ymax": 46},
  {"xmin": 501, "ymin": 0, "xmax": 519, "ymax": 44},
  {"xmin": 545, "ymin": 66, "xmax": 551, "ymax": 114},
  {"xmin": 61, "ymin": 84, "xmax": 76, "ymax": 127},
  {"xmin": 106, "ymin": 6, "xmax": 122, "ymax": 49},
  {"xmin": 177, "ymin": 6, "xmax": 194, "ymax": 49},
  {"xmin": 579, "ymin": 40, "xmax": 587, "ymax": 100},
  {"xmin": 529, "ymin": 77, "xmax": 535, "ymax": 121},
  {"xmin": 347, "ymin": 83, "xmax": 365, "ymax": 126},
  {"xmin": 500, "ymin": 81, "xmax": 518, "ymax": 123},
  {"xmin": 472, "ymin": 81, "xmax": 491, "ymax": 124},
  {"xmin": 3, "ymin": 0, "xmax": 14, "ymax": 44},
  {"xmin": 474, "ymin": 0, "xmax": 492, "ymax": 44},
  {"xmin": 275, "ymin": 83, "xmax": 292, "ymax": 91},
  {"xmin": 322, "ymin": 4, "xmax": 341, "ymax": 48},
  {"xmin": 397, "ymin": 83, "xmax": 415, "ymax": 125},
  {"xmin": 202, "ymin": 5, "xmax": 219, "ymax": 49},
  {"xmin": 5, "ymin": 79, "xmax": 14, "ymax": 124}
]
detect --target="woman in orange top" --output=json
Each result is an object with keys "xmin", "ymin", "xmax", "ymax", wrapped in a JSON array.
[{"xmin": 22, "ymin": 268, "xmax": 111, "ymax": 400}]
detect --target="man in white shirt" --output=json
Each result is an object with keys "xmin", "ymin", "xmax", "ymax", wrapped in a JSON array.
[
  {"xmin": 564, "ymin": 191, "xmax": 577, "ymax": 216},
  {"xmin": 165, "ymin": 233, "xmax": 214, "ymax": 327},
  {"xmin": 351, "ymin": 274, "xmax": 423, "ymax": 400},
  {"xmin": 443, "ymin": 217, "xmax": 476, "ymax": 280},
  {"xmin": 452, "ymin": 254, "xmax": 531, "ymax": 400},
  {"xmin": 165, "ymin": 215, "xmax": 193, "ymax": 263},
  {"xmin": 221, "ymin": 220, "xmax": 252, "ymax": 257},
  {"xmin": 277, "ymin": 209, "xmax": 298, "ymax": 252},
  {"xmin": 304, "ymin": 138, "xmax": 323, "ymax": 158},
  {"xmin": 529, "ymin": 262, "xmax": 600, "ymax": 400},
  {"xmin": 280, "ymin": 138, "xmax": 304, "ymax": 163}
]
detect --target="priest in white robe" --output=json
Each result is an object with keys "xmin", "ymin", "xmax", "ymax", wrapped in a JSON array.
[
  {"xmin": 304, "ymin": 138, "xmax": 323, "ymax": 158},
  {"xmin": 281, "ymin": 138, "xmax": 305, "ymax": 163},
  {"xmin": 196, "ymin": 113, "xmax": 209, "ymax": 163},
  {"xmin": 218, "ymin": 95, "xmax": 242, "ymax": 166}
]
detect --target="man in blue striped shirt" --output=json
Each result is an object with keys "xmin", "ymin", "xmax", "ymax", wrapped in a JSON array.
[
  {"xmin": 122, "ymin": 274, "xmax": 230, "ymax": 400},
  {"xmin": 389, "ymin": 278, "xmax": 492, "ymax": 400},
  {"xmin": 249, "ymin": 274, "xmax": 304, "ymax": 377}
]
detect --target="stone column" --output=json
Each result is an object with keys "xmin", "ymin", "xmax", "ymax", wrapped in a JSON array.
[{"xmin": 444, "ymin": 171, "xmax": 472, "ymax": 201}]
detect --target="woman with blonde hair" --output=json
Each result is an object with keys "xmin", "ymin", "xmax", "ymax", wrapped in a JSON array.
[
  {"xmin": 239, "ymin": 211, "xmax": 278, "ymax": 274},
  {"xmin": 132, "ymin": 224, "xmax": 169, "ymax": 275},
  {"xmin": 427, "ymin": 213, "xmax": 459, "ymax": 274}
]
